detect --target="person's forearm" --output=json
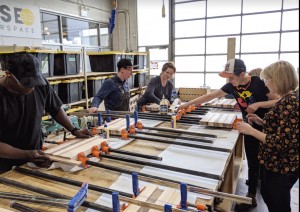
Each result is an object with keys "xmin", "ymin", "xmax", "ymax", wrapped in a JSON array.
[
  {"xmin": 0, "ymin": 142, "xmax": 26, "ymax": 159},
  {"xmin": 147, "ymin": 93, "xmax": 161, "ymax": 104},
  {"xmin": 258, "ymin": 99, "xmax": 278, "ymax": 108},
  {"xmin": 247, "ymin": 128, "xmax": 267, "ymax": 143},
  {"xmin": 53, "ymin": 108, "xmax": 76, "ymax": 132},
  {"xmin": 185, "ymin": 90, "xmax": 226, "ymax": 106},
  {"xmin": 91, "ymin": 96, "xmax": 102, "ymax": 108}
]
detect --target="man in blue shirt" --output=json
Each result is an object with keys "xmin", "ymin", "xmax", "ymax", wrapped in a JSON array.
[{"xmin": 88, "ymin": 58, "xmax": 133, "ymax": 112}]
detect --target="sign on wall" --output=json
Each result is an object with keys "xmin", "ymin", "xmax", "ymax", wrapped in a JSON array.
[{"xmin": 0, "ymin": 0, "xmax": 41, "ymax": 38}]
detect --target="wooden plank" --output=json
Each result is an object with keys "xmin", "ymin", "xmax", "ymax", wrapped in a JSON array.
[
  {"xmin": 0, "ymin": 208, "xmax": 14, "ymax": 212},
  {"xmin": 148, "ymin": 188, "xmax": 177, "ymax": 212},
  {"xmin": 168, "ymin": 190, "xmax": 181, "ymax": 208},
  {"xmin": 49, "ymin": 136, "xmax": 99, "ymax": 156},
  {"xmin": 48, "ymin": 155, "xmax": 82, "ymax": 165},
  {"xmin": 123, "ymin": 185, "xmax": 158, "ymax": 212},
  {"xmin": 223, "ymin": 114, "xmax": 237, "ymax": 128},
  {"xmin": 217, "ymin": 114, "xmax": 229, "ymax": 127},
  {"xmin": 222, "ymin": 99, "xmax": 233, "ymax": 108},
  {"xmin": 199, "ymin": 112, "xmax": 215, "ymax": 125},
  {"xmin": 211, "ymin": 99, "xmax": 220, "ymax": 107},
  {"xmin": 44, "ymin": 139, "xmax": 81, "ymax": 154},
  {"xmin": 229, "ymin": 99, "xmax": 237, "ymax": 108},
  {"xmin": 207, "ymin": 113, "xmax": 221, "ymax": 127},
  {"xmin": 216, "ymin": 99, "xmax": 227, "ymax": 108},
  {"xmin": 60, "ymin": 138, "xmax": 106, "ymax": 160}
]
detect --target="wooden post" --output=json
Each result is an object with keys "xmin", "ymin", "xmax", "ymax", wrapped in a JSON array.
[{"xmin": 226, "ymin": 37, "xmax": 236, "ymax": 83}]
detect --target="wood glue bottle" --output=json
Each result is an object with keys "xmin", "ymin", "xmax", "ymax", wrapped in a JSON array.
[
  {"xmin": 103, "ymin": 122, "xmax": 109, "ymax": 140},
  {"xmin": 171, "ymin": 113, "xmax": 176, "ymax": 128},
  {"xmin": 160, "ymin": 95, "xmax": 168, "ymax": 114}
]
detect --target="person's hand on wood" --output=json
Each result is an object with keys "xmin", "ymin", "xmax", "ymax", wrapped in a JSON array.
[
  {"xmin": 24, "ymin": 150, "xmax": 52, "ymax": 168},
  {"xmin": 72, "ymin": 128, "xmax": 94, "ymax": 138},
  {"xmin": 176, "ymin": 102, "xmax": 189, "ymax": 112},
  {"xmin": 88, "ymin": 107, "xmax": 98, "ymax": 113}
]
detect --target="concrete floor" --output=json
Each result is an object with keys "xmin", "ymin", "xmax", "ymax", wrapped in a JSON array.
[{"xmin": 232, "ymin": 160, "xmax": 299, "ymax": 212}]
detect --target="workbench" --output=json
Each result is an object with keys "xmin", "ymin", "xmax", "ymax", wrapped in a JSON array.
[{"xmin": 0, "ymin": 114, "xmax": 244, "ymax": 212}]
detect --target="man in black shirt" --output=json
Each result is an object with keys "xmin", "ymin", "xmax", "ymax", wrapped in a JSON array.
[
  {"xmin": 0, "ymin": 53, "xmax": 93, "ymax": 172},
  {"xmin": 178, "ymin": 59, "xmax": 278, "ymax": 210}
]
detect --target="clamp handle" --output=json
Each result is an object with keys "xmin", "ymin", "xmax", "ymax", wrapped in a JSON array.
[
  {"xmin": 179, "ymin": 183, "xmax": 188, "ymax": 210},
  {"xmin": 134, "ymin": 111, "xmax": 138, "ymax": 127},
  {"xmin": 67, "ymin": 182, "xmax": 88, "ymax": 212},
  {"xmin": 112, "ymin": 192, "xmax": 120, "ymax": 212},
  {"xmin": 126, "ymin": 114, "xmax": 130, "ymax": 132},
  {"xmin": 164, "ymin": 204, "xmax": 172, "ymax": 212},
  {"xmin": 106, "ymin": 110, "xmax": 111, "ymax": 122},
  {"xmin": 132, "ymin": 172, "xmax": 140, "ymax": 197},
  {"xmin": 97, "ymin": 113, "xmax": 102, "ymax": 126}
]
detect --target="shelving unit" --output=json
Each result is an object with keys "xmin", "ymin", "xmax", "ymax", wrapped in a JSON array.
[{"xmin": 0, "ymin": 49, "xmax": 149, "ymax": 110}]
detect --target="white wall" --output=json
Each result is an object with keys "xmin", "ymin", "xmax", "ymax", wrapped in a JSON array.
[
  {"xmin": 112, "ymin": 0, "xmax": 138, "ymax": 52},
  {"xmin": 0, "ymin": 0, "xmax": 112, "ymax": 47}
]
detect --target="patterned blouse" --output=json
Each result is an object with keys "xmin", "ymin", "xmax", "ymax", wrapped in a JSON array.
[{"xmin": 259, "ymin": 91, "xmax": 299, "ymax": 174}]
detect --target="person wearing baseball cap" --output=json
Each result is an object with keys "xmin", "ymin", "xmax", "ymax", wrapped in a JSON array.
[
  {"xmin": 88, "ymin": 58, "xmax": 134, "ymax": 112},
  {"xmin": 0, "ymin": 52, "xmax": 93, "ymax": 173},
  {"xmin": 178, "ymin": 58, "xmax": 278, "ymax": 210}
]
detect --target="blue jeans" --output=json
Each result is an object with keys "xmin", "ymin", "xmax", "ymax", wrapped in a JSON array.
[{"xmin": 260, "ymin": 166, "xmax": 299, "ymax": 212}]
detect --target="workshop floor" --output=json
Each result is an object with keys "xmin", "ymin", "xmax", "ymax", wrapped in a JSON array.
[{"xmin": 232, "ymin": 160, "xmax": 299, "ymax": 212}]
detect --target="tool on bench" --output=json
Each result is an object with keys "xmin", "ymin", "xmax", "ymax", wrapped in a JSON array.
[
  {"xmin": 42, "ymin": 115, "xmax": 80, "ymax": 135},
  {"xmin": 0, "ymin": 183, "xmax": 88, "ymax": 212},
  {"xmin": 10, "ymin": 201, "xmax": 40, "ymax": 212},
  {"xmin": 14, "ymin": 166, "xmax": 252, "ymax": 207},
  {"xmin": 0, "ymin": 177, "xmax": 111, "ymax": 212}
]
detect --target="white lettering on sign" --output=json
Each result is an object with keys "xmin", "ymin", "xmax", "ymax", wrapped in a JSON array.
[{"xmin": 0, "ymin": 0, "xmax": 41, "ymax": 38}]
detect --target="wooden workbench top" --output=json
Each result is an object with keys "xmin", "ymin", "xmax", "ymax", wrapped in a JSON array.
[{"xmin": 0, "ymin": 120, "xmax": 243, "ymax": 211}]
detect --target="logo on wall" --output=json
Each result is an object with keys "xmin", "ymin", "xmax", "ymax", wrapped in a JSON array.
[{"xmin": 0, "ymin": 1, "xmax": 41, "ymax": 38}]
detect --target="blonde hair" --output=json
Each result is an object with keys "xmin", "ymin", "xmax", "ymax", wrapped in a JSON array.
[
  {"xmin": 248, "ymin": 68, "xmax": 262, "ymax": 77},
  {"xmin": 261, "ymin": 60, "xmax": 299, "ymax": 96}
]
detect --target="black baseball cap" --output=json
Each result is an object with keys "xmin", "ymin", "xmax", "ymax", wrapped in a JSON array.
[
  {"xmin": 7, "ymin": 52, "xmax": 47, "ymax": 88},
  {"xmin": 219, "ymin": 59, "xmax": 246, "ymax": 78}
]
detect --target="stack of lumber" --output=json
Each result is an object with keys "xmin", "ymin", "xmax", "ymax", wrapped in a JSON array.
[
  {"xmin": 203, "ymin": 98, "xmax": 237, "ymax": 109},
  {"xmin": 178, "ymin": 87, "xmax": 210, "ymax": 101},
  {"xmin": 199, "ymin": 112, "xmax": 237, "ymax": 128}
]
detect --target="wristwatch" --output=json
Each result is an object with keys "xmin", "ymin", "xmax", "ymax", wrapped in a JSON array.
[{"xmin": 70, "ymin": 127, "xmax": 79, "ymax": 135}]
